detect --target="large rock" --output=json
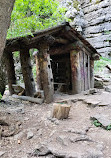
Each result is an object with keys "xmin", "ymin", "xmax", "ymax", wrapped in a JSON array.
[{"xmin": 94, "ymin": 77, "xmax": 104, "ymax": 89}]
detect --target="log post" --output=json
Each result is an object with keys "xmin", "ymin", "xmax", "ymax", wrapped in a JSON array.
[
  {"xmin": 70, "ymin": 50, "xmax": 81, "ymax": 94},
  {"xmin": 90, "ymin": 60, "xmax": 94, "ymax": 88},
  {"xmin": 33, "ymin": 51, "xmax": 42, "ymax": 90},
  {"xmin": 38, "ymin": 45, "xmax": 54, "ymax": 103},
  {"xmin": 4, "ymin": 52, "xmax": 16, "ymax": 95},
  {"xmin": 20, "ymin": 49, "xmax": 36, "ymax": 96}
]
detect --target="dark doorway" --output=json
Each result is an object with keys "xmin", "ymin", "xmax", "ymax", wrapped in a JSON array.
[{"xmin": 51, "ymin": 53, "xmax": 72, "ymax": 93}]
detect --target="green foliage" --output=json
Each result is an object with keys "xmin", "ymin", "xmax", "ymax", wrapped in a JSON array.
[
  {"xmin": 93, "ymin": 119, "xmax": 111, "ymax": 131},
  {"xmin": 93, "ymin": 120, "xmax": 101, "ymax": 127},
  {"xmin": 94, "ymin": 57, "xmax": 111, "ymax": 75},
  {"xmin": 104, "ymin": 31, "xmax": 111, "ymax": 35},
  {"xmin": 73, "ymin": 0, "xmax": 80, "ymax": 11},
  {"xmin": 0, "ymin": 93, "xmax": 2, "ymax": 101},
  {"xmin": 106, "ymin": 125, "xmax": 111, "ymax": 130},
  {"xmin": 7, "ymin": 0, "xmax": 67, "ymax": 39}
]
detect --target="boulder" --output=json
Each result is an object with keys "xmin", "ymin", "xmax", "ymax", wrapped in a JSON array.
[{"xmin": 94, "ymin": 77, "xmax": 104, "ymax": 89}]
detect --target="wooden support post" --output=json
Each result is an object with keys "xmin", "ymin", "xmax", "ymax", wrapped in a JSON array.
[
  {"xmin": 90, "ymin": 60, "xmax": 94, "ymax": 88},
  {"xmin": 38, "ymin": 45, "xmax": 54, "ymax": 103},
  {"xmin": 33, "ymin": 51, "xmax": 41, "ymax": 90},
  {"xmin": 88, "ymin": 56, "xmax": 90, "ymax": 89},
  {"xmin": 70, "ymin": 50, "xmax": 81, "ymax": 94},
  {"xmin": 36, "ymin": 54, "xmax": 42, "ymax": 90},
  {"xmin": 80, "ymin": 51, "xmax": 84, "ymax": 91},
  {"xmin": 4, "ymin": 52, "xmax": 16, "ymax": 95},
  {"xmin": 20, "ymin": 49, "xmax": 35, "ymax": 96}
]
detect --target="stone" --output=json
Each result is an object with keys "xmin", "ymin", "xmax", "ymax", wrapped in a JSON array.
[
  {"xmin": 84, "ymin": 98, "xmax": 101, "ymax": 107},
  {"xmin": 24, "ymin": 117, "xmax": 29, "ymax": 121},
  {"xmin": 56, "ymin": 135, "xmax": 68, "ymax": 146},
  {"xmin": 69, "ymin": 135, "xmax": 92, "ymax": 143},
  {"xmin": 27, "ymin": 131, "xmax": 34, "ymax": 140},
  {"xmin": 105, "ymin": 87, "xmax": 111, "ymax": 92},
  {"xmin": 91, "ymin": 114, "xmax": 111, "ymax": 128},
  {"xmin": 89, "ymin": 88, "xmax": 97, "ymax": 94},
  {"xmin": 84, "ymin": 88, "xmax": 97, "ymax": 95},
  {"xmin": 0, "ymin": 151, "xmax": 6, "ymax": 157},
  {"xmin": 94, "ymin": 77, "xmax": 104, "ymax": 89},
  {"xmin": 14, "ymin": 130, "xmax": 25, "ymax": 140}
]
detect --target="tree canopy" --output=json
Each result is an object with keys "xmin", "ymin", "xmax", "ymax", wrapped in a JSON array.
[{"xmin": 7, "ymin": 0, "xmax": 67, "ymax": 39}]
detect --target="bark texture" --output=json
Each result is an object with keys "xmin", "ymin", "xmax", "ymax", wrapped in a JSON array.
[
  {"xmin": 0, "ymin": 0, "xmax": 15, "ymax": 95},
  {"xmin": 0, "ymin": 0, "xmax": 15, "ymax": 59},
  {"xmin": 0, "ymin": 58, "xmax": 6, "ymax": 95}
]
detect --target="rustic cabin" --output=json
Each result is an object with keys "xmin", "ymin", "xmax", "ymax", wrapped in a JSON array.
[{"xmin": 3, "ymin": 22, "xmax": 100, "ymax": 103}]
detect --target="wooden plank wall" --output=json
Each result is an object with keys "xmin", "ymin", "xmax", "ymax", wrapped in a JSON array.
[{"xmin": 71, "ymin": 50, "xmax": 91, "ymax": 94}]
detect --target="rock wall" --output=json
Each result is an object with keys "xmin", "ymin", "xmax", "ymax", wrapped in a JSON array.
[
  {"xmin": 81, "ymin": 0, "xmax": 111, "ymax": 58},
  {"xmin": 58, "ymin": 0, "xmax": 111, "ymax": 58},
  {"xmin": 59, "ymin": 0, "xmax": 86, "ymax": 34}
]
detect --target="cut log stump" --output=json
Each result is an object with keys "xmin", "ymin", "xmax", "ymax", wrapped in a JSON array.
[{"xmin": 52, "ymin": 103, "xmax": 71, "ymax": 120}]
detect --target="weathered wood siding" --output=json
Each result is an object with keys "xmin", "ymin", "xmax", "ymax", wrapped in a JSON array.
[
  {"xmin": 70, "ymin": 49, "xmax": 92, "ymax": 94},
  {"xmin": 70, "ymin": 50, "xmax": 81, "ymax": 94}
]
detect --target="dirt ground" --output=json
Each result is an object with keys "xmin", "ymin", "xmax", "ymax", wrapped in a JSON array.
[{"xmin": 1, "ymin": 83, "xmax": 111, "ymax": 157}]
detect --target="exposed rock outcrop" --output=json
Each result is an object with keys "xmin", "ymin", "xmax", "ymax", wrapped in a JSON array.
[
  {"xmin": 58, "ymin": 0, "xmax": 111, "ymax": 58},
  {"xmin": 81, "ymin": 0, "xmax": 111, "ymax": 58}
]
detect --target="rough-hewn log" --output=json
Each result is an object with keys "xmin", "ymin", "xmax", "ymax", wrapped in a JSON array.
[
  {"xmin": 4, "ymin": 52, "xmax": 16, "ymax": 95},
  {"xmin": 38, "ymin": 45, "xmax": 54, "ymax": 103},
  {"xmin": 91, "ymin": 54, "xmax": 100, "ymax": 60},
  {"xmin": 90, "ymin": 60, "xmax": 94, "ymax": 88},
  {"xmin": 70, "ymin": 50, "xmax": 81, "ymax": 94},
  {"xmin": 55, "ymin": 38, "xmax": 69, "ymax": 44},
  {"xmin": 52, "ymin": 103, "xmax": 71, "ymax": 120},
  {"xmin": 12, "ymin": 94, "xmax": 43, "ymax": 104},
  {"xmin": 20, "ymin": 49, "xmax": 35, "ymax": 96},
  {"xmin": 33, "ymin": 51, "xmax": 42, "ymax": 90},
  {"xmin": 48, "ymin": 43, "xmax": 77, "ymax": 56}
]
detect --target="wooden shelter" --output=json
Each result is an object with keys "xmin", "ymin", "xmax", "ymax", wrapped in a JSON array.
[{"xmin": 3, "ymin": 22, "xmax": 100, "ymax": 103}]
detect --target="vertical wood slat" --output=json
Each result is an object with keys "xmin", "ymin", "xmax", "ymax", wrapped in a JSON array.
[
  {"xmin": 80, "ymin": 51, "xmax": 84, "ymax": 91},
  {"xmin": 38, "ymin": 47, "xmax": 54, "ymax": 103},
  {"xmin": 4, "ymin": 52, "xmax": 16, "ymax": 95},
  {"xmin": 84, "ymin": 52, "xmax": 88, "ymax": 91},
  {"xmin": 90, "ymin": 60, "xmax": 94, "ymax": 88},
  {"xmin": 70, "ymin": 50, "xmax": 81, "ymax": 94},
  {"xmin": 88, "ymin": 55, "xmax": 90, "ymax": 89},
  {"xmin": 20, "ymin": 49, "xmax": 36, "ymax": 97}
]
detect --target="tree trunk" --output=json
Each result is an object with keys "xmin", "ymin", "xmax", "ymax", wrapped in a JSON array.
[
  {"xmin": 0, "ymin": 57, "xmax": 6, "ymax": 95},
  {"xmin": 0, "ymin": 0, "xmax": 15, "ymax": 59},
  {"xmin": 0, "ymin": 0, "xmax": 15, "ymax": 95}
]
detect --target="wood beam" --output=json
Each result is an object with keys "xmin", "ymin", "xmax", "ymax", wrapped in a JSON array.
[
  {"xmin": 20, "ymin": 49, "xmax": 36, "ymax": 96},
  {"xmin": 48, "ymin": 43, "xmax": 77, "ymax": 56}
]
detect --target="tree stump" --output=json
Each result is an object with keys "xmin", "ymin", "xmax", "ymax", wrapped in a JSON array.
[{"xmin": 52, "ymin": 103, "xmax": 71, "ymax": 120}]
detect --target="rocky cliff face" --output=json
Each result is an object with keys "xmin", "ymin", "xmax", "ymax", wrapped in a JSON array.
[
  {"xmin": 58, "ymin": 0, "xmax": 111, "ymax": 58},
  {"xmin": 81, "ymin": 0, "xmax": 111, "ymax": 58}
]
